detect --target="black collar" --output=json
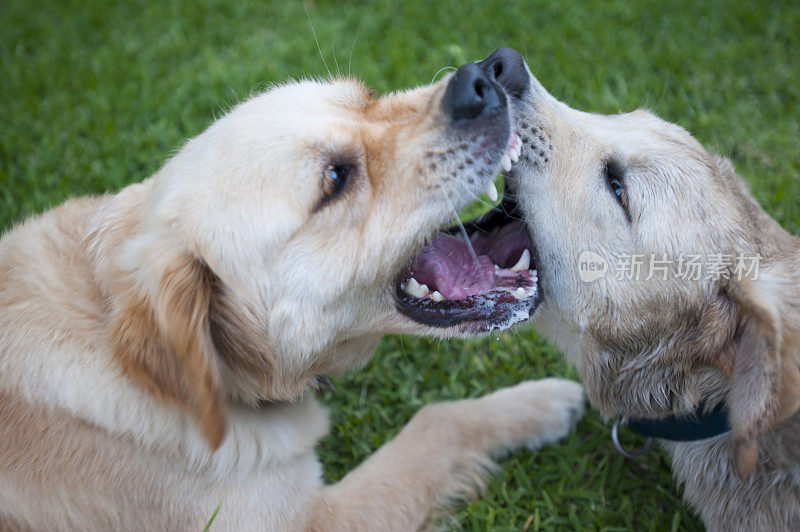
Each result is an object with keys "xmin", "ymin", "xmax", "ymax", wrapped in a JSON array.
[{"xmin": 627, "ymin": 400, "xmax": 731, "ymax": 441}]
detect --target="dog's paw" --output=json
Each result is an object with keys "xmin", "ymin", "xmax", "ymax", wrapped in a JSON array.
[
  {"xmin": 486, "ymin": 378, "xmax": 584, "ymax": 452},
  {"xmin": 521, "ymin": 378, "xmax": 584, "ymax": 450}
]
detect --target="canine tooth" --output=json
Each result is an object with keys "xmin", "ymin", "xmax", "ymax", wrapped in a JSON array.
[
  {"xmin": 501, "ymin": 154, "xmax": 512, "ymax": 172},
  {"xmin": 494, "ymin": 264, "xmax": 500, "ymax": 270},
  {"xmin": 512, "ymin": 142, "xmax": 521, "ymax": 163},
  {"xmin": 511, "ymin": 249, "xmax": 531, "ymax": 271},
  {"xmin": 485, "ymin": 180, "xmax": 498, "ymax": 202},
  {"xmin": 513, "ymin": 287, "xmax": 526, "ymax": 299},
  {"xmin": 404, "ymin": 277, "xmax": 422, "ymax": 298},
  {"xmin": 509, "ymin": 139, "xmax": 521, "ymax": 163},
  {"xmin": 430, "ymin": 291, "xmax": 444, "ymax": 302}
]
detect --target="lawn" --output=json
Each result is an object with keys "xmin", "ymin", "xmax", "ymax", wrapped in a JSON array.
[{"xmin": 2, "ymin": 0, "xmax": 798, "ymax": 529}]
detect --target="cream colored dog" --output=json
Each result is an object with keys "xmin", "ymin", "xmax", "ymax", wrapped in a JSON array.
[
  {"xmin": 0, "ymin": 65, "xmax": 584, "ymax": 530},
  {"xmin": 475, "ymin": 47, "xmax": 800, "ymax": 529}
]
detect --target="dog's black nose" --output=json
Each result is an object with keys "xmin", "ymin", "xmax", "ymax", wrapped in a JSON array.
[
  {"xmin": 442, "ymin": 62, "xmax": 505, "ymax": 122},
  {"xmin": 478, "ymin": 47, "xmax": 530, "ymax": 98}
]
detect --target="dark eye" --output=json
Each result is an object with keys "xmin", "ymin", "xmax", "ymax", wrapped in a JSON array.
[
  {"xmin": 604, "ymin": 159, "xmax": 630, "ymax": 221},
  {"xmin": 609, "ymin": 177, "xmax": 624, "ymax": 200},
  {"xmin": 322, "ymin": 164, "xmax": 351, "ymax": 200}
]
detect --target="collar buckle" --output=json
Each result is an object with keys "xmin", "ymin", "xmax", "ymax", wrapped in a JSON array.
[{"xmin": 611, "ymin": 419, "xmax": 653, "ymax": 458}]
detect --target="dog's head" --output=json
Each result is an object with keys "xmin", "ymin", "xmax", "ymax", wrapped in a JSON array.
[
  {"xmin": 479, "ymin": 48, "xmax": 800, "ymax": 478},
  {"xmin": 97, "ymin": 67, "xmax": 542, "ymax": 448}
]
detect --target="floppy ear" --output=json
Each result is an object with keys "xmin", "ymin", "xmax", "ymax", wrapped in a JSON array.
[
  {"xmin": 725, "ymin": 276, "xmax": 800, "ymax": 479},
  {"xmin": 110, "ymin": 253, "xmax": 226, "ymax": 450}
]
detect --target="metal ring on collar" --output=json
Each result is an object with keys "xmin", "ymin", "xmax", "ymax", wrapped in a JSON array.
[{"xmin": 611, "ymin": 419, "xmax": 653, "ymax": 459}]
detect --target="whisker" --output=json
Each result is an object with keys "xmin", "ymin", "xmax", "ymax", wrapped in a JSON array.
[
  {"xmin": 498, "ymin": 191, "xmax": 529, "ymax": 222},
  {"xmin": 449, "ymin": 176, "xmax": 504, "ymax": 212},
  {"xmin": 449, "ymin": 178, "xmax": 529, "ymax": 224},
  {"xmin": 347, "ymin": 23, "xmax": 361, "ymax": 78},
  {"xmin": 303, "ymin": 2, "xmax": 331, "ymax": 77},
  {"xmin": 453, "ymin": 179, "xmax": 499, "ymax": 211},
  {"xmin": 440, "ymin": 187, "xmax": 479, "ymax": 265},
  {"xmin": 431, "ymin": 65, "xmax": 457, "ymax": 84},
  {"xmin": 331, "ymin": 36, "xmax": 340, "ymax": 76}
]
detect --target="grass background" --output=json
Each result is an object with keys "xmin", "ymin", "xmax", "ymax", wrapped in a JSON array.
[{"xmin": 2, "ymin": 0, "xmax": 798, "ymax": 529}]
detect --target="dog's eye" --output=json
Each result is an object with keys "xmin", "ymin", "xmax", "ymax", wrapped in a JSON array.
[
  {"xmin": 604, "ymin": 159, "xmax": 630, "ymax": 221},
  {"xmin": 314, "ymin": 156, "xmax": 359, "ymax": 212},
  {"xmin": 322, "ymin": 164, "xmax": 351, "ymax": 200},
  {"xmin": 609, "ymin": 178, "xmax": 624, "ymax": 201}
]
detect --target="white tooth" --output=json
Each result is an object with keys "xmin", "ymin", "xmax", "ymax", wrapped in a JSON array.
[
  {"xmin": 501, "ymin": 154, "xmax": 512, "ymax": 172},
  {"xmin": 430, "ymin": 291, "xmax": 444, "ymax": 302},
  {"xmin": 511, "ymin": 249, "xmax": 530, "ymax": 271},
  {"xmin": 485, "ymin": 180, "xmax": 498, "ymax": 202},
  {"xmin": 494, "ymin": 264, "xmax": 500, "ymax": 270},
  {"xmin": 513, "ymin": 287, "xmax": 527, "ymax": 299},
  {"xmin": 404, "ymin": 277, "xmax": 422, "ymax": 298},
  {"xmin": 418, "ymin": 283, "xmax": 430, "ymax": 297}
]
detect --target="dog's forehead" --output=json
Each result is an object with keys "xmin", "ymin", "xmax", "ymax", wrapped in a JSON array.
[
  {"xmin": 241, "ymin": 78, "xmax": 432, "ymax": 142},
  {"xmin": 574, "ymin": 109, "xmax": 704, "ymax": 160},
  {"xmin": 252, "ymin": 78, "xmax": 374, "ymax": 117}
]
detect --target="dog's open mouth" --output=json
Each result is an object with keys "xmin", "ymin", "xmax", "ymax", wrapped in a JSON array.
[{"xmin": 396, "ymin": 133, "xmax": 539, "ymax": 332}]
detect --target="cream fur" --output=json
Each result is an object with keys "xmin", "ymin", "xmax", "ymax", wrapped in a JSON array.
[
  {"xmin": 0, "ymin": 76, "xmax": 584, "ymax": 530},
  {"xmin": 503, "ymin": 58, "xmax": 800, "ymax": 530}
]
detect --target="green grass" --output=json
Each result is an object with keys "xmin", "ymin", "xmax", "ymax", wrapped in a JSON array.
[{"xmin": 2, "ymin": 0, "xmax": 798, "ymax": 529}]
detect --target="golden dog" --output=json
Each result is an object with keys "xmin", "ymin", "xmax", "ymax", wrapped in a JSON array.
[
  {"xmin": 474, "ymin": 47, "xmax": 800, "ymax": 529},
  {"xmin": 0, "ymin": 65, "xmax": 584, "ymax": 529}
]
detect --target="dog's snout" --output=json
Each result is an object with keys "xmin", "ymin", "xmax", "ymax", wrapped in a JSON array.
[
  {"xmin": 442, "ymin": 63, "xmax": 506, "ymax": 122},
  {"xmin": 479, "ymin": 47, "xmax": 530, "ymax": 98}
]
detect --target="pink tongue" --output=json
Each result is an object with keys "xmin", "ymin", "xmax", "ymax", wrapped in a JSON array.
[{"xmin": 409, "ymin": 234, "xmax": 495, "ymax": 299}]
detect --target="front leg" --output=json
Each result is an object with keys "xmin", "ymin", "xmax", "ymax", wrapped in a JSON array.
[{"xmin": 304, "ymin": 378, "xmax": 584, "ymax": 531}]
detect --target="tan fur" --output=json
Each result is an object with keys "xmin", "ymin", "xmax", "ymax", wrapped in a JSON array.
[
  {"xmin": 110, "ymin": 255, "xmax": 226, "ymax": 449},
  {"xmin": 503, "ymin": 61, "xmax": 800, "ymax": 529},
  {"xmin": 0, "ymin": 76, "xmax": 584, "ymax": 529}
]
